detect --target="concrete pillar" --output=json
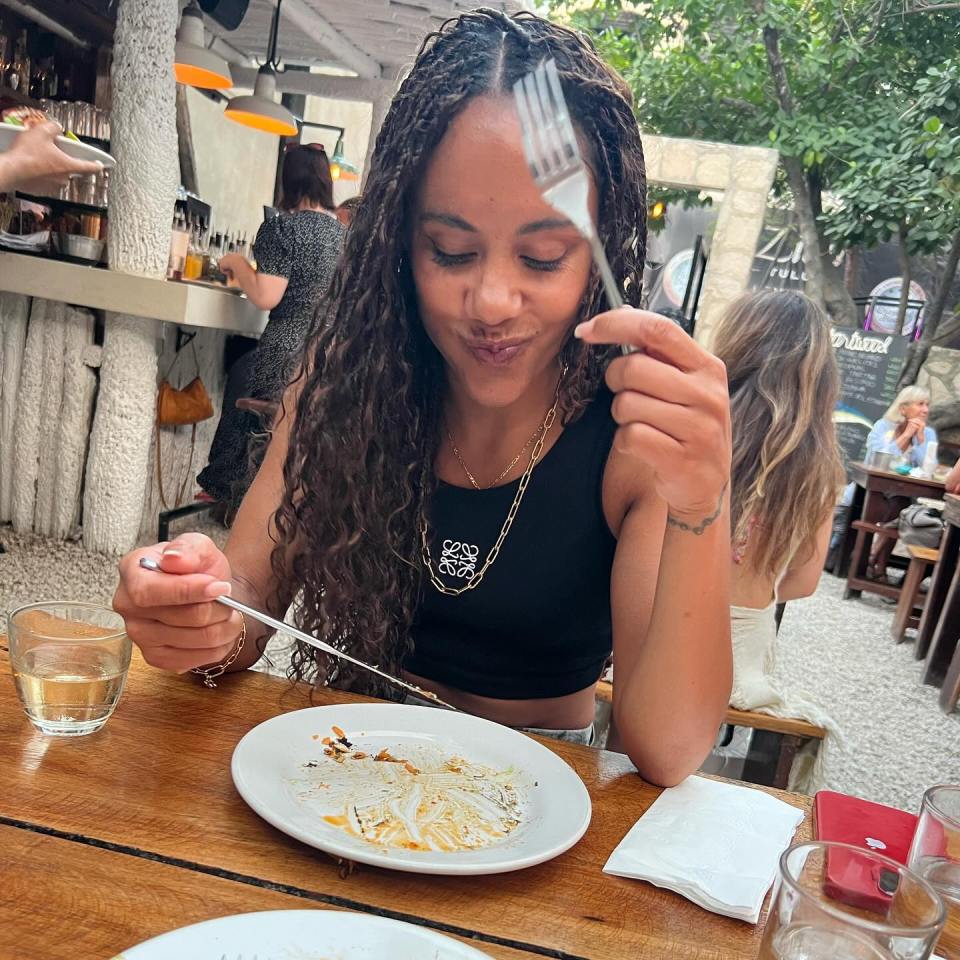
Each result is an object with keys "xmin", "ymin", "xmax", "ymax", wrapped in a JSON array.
[{"xmin": 83, "ymin": 0, "xmax": 179, "ymax": 554}]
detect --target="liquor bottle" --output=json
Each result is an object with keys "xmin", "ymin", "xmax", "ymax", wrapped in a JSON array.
[
  {"xmin": 4, "ymin": 31, "xmax": 25, "ymax": 91},
  {"xmin": 16, "ymin": 31, "xmax": 29, "ymax": 94},
  {"xmin": 0, "ymin": 19, "xmax": 10, "ymax": 83},
  {"xmin": 167, "ymin": 209, "xmax": 189, "ymax": 280}
]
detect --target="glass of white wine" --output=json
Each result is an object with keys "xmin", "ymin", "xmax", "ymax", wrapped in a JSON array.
[
  {"xmin": 758, "ymin": 841, "xmax": 945, "ymax": 960},
  {"xmin": 909, "ymin": 784, "xmax": 960, "ymax": 960},
  {"xmin": 8, "ymin": 601, "xmax": 131, "ymax": 736}
]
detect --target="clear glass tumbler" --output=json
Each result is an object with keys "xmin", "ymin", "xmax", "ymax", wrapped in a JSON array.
[
  {"xmin": 757, "ymin": 841, "xmax": 945, "ymax": 960},
  {"xmin": 908, "ymin": 785, "xmax": 960, "ymax": 960},
  {"xmin": 8, "ymin": 601, "xmax": 131, "ymax": 736}
]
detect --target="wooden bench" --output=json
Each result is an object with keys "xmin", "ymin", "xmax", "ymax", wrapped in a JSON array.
[
  {"xmin": 892, "ymin": 544, "xmax": 940, "ymax": 643},
  {"xmin": 596, "ymin": 680, "xmax": 826, "ymax": 789}
]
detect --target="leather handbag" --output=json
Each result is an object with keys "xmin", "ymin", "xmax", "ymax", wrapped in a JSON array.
[
  {"xmin": 157, "ymin": 340, "xmax": 213, "ymax": 426},
  {"xmin": 156, "ymin": 338, "xmax": 214, "ymax": 509}
]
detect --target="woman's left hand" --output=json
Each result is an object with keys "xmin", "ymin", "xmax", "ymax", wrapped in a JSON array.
[
  {"xmin": 218, "ymin": 252, "xmax": 245, "ymax": 279},
  {"xmin": 575, "ymin": 308, "xmax": 731, "ymax": 522}
]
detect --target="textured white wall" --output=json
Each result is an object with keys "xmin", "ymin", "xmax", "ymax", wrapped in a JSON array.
[
  {"xmin": 51, "ymin": 310, "xmax": 98, "ymax": 538},
  {"xmin": 1, "ymin": 297, "xmax": 98, "ymax": 538},
  {"xmin": 302, "ymin": 94, "xmax": 371, "ymax": 205},
  {"xmin": 84, "ymin": 0, "xmax": 180, "ymax": 555},
  {"xmin": 0, "ymin": 292, "xmax": 28, "ymax": 523},
  {"xmin": 187, "ymin": 85, "xmax": 278, "ymax": 239},
  {"xmin": 10, "ymin": 297, "xmax": 51, "ymax": 532}
]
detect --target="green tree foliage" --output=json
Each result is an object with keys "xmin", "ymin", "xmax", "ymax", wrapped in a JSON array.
[{"xmin": 549, "ymin": 0, "xmax": 960, "ymax": 331}]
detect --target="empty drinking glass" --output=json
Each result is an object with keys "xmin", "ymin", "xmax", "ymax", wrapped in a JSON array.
[
  {"xmin": 757, "ymin": 841, "xmax": 945, "ymax": 960},
  {"xmin": 8, "ymin": 601, "xmax": 131, "ymax": 736},
  {"xmin": 908, "ymin": 785, "xmax": 960, "ymax": 959}
]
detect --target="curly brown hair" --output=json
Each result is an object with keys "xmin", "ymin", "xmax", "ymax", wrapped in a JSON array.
[{"xmin": 272, "ymin": 9, "xmax": 648, "ymax": 694}]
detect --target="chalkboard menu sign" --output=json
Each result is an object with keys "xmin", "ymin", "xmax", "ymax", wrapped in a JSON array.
[{"xmin": 832, "ymin": 326, "xmax": 908, "ymax": 473}]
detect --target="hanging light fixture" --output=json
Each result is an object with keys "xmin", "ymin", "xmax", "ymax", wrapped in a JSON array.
[
  {"xmin": 329, "ymin": 134, "xmax": 359, "ymax": 182},
  {"xmin": 174, "ymin": 1, "xmax": 232, "ymax": 90},
  {"xmin": 224, "ymin": 0, "xmax": 298, "ymax": 136}
]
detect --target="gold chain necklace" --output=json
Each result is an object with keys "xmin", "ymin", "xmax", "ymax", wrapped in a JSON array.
[
  {"xmin": 421, "ymin": 367, "xmax": 566, "ymax": 597},
  {"xmin": 446, "ymin": 422, "xmax": 543, "ymax": 490}
]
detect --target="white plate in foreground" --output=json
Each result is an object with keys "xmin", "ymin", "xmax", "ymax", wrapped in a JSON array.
[
  {"xmin": 0, "ymin": 121, "xmax": 116, "ymax": 170},
  {"xmin": 232, "ymin": 703, "xmax": 592, "ymax": 876},
  {"xmin": 112, "ymin": 908, "xmax": 493, "ymax": 958}
]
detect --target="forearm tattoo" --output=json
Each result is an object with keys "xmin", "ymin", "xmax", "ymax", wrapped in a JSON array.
[{"xmin": 666, "ymin": 483, "xmax": 728, "ymax": 536}]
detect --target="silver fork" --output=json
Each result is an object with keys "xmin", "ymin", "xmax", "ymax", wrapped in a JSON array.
[{"xmin": 513, "ymin": 59, "xmax": 632, "ymax": 356}]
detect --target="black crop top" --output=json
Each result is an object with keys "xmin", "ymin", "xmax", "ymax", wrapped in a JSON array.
[{"xmin": 405, "ymin": 387, "xmax": 618, "ymax": 700}]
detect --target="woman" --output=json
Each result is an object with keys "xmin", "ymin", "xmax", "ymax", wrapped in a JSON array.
[
  {"xmin": 863, "ymin": 386, "xmax": 936, "ymax": 580},
  {"xmin": 198, "ymin": 144, "xmax": 345, "ymax": 507},
  {"xmin": 713, "ymin": 292, "xmax": 843, "ymax": 714},
  {"xmin": 866, "ymin": 386, "xmax": 935, "ymax": 468},
  {"xmin": 115, "ymin": 10, "xmax": 732, "ymax": 787}
]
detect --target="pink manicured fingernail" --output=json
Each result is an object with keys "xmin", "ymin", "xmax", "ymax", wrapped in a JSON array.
[
  {"xmin": 574, "ymin": 320, "xmax": 593, "ymax": 339},
  {"xmin": 204, "ymin": 580, "xmax": 232, "ymax": 599},
  {"xmin": 162, "ymin": 547, "xmax": 183, "ymax": 558}
]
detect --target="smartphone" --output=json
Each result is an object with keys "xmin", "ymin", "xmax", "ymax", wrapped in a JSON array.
[{"xmin": 814, "ymin": 790, "xmax": 919, "ymax": 913}]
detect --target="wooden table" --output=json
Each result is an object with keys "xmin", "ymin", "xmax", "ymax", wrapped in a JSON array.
[
  {"xmin": 0, "ymin": 650, "xmax": 814, "ymax": 960},
  {"xmin": 914, "ymin": 493, "xmax": 960, "ymax": 712},
  {"xmin": 842, "ymin": 462, "xmax": 945, "ymax": 600}
]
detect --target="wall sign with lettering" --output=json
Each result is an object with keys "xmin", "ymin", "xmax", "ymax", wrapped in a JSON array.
[{"xmin": 831, "ymin": 326, "xmax": 908, "ymax": 473}]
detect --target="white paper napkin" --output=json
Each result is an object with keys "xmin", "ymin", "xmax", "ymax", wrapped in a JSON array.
[{"xmin": 603, "ymin": 775, "xmax": 805, "ymax": 923}]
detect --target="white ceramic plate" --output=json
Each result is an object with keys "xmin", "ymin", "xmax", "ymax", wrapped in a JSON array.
[
  {"xmin": 0, "ymin": 121, "xmax": 115, "ymax": 170},
  {"xmin": 232, "ymin": 703, "xmax": 591, "ymax": 876},
  {"xmin": 112, "ymin": 908, "xmax": 493, "ymax": 959}
]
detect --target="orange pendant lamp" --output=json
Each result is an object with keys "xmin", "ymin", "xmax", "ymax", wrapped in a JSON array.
[
  {"xmin": 224, "ymin": 0, "xmax": 298, "ymax": 137},
  {"xmin": 174, "ymin": 1, "xmax": 232, "ymax": 90}
]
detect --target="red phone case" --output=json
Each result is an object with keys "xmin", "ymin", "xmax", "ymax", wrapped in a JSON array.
[{"xmin": 814, "ymin": 791, "xmax": 919, "ymax": 913}]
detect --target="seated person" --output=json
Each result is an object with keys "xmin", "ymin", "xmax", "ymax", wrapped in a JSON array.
[
  {"xmin": 864, "ymin": 387, "xmax": 937, "ymax": 580},
  {"xmin": 866, "ymin": 386, "xmax": 936, "ymax": 468}
]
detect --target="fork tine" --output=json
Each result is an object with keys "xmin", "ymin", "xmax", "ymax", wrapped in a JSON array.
[
  {"xmin": 544, "ymin": 60, "xmax": 581, "ymax": 166},
  {"xmin": 512, "ymin": 78, "xmax": 542, "ymax": 180},
  {"xmin": 532, "ymin": 62, "xmax": 569, "ymax": 174},
  {"xmin": 521, "ymin": 72, "xmax": 557, "ymax": 178}
]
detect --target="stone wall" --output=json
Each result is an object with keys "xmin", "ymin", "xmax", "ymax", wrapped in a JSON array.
[
  {"xmin": 642, "ymin": 134, "xmax": 779, "ymax": 346},
  {"xmin": 916, "ymin": 345, "xmax": 960, "ymax": 450}
]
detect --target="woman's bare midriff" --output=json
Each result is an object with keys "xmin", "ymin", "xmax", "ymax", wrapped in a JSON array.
[{"xmin": 402, "ymin": 670, "xmax": 598, "ymax": 729}]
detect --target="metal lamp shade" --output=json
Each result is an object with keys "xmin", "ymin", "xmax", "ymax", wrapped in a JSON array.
[
  {"xmin": 224, "ymin": 67, "xmax": 298, "ymax": 137},
  {"xmin": 174, "ymin": 5, "xmax": 232, "ymax": 90}
]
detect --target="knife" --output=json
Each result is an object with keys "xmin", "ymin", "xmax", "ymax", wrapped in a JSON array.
[{"xmin": 138, "ymin": 556, "xmax": 458, "ymax": 711}]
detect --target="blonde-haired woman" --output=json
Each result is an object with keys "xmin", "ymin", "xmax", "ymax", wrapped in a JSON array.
[
  {"xmin": 867, "ymin": 385, "xmax": 935, "ymax": 467},
  {"xmin": 862, "ymin": 385, "xmax": 936, "ymax": 580},
  {"xmin": 712, "ymin": 290, "xmax": 844, "ymax": 787}
]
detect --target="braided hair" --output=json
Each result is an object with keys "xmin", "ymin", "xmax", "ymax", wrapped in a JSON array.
[{"xmin": 273, "ymin": 9, "xmax": 648, "ymax": 694}]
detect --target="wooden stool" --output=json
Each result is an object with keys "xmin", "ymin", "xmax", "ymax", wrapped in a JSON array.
[
  {"xmin": 941, "ymin": 643, "xmax": 960, "ymax": 714},
  {"xmin": 891, "ymin": 544, "xmax": 940, "ymax": 643},
  {"xmin": 595, "ymin": 681, "xmax": 826, "ymax": 789}
]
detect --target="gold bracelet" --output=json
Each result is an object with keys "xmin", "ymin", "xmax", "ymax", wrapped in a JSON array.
[{"xmin": 191, "ymin": 612, "xmax": 246, "ymax": 689}]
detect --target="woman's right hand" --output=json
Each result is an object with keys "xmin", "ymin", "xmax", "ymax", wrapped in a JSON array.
[{"xmin": 114, "ymin": 532, "xmax": 242, "ymax": 673}]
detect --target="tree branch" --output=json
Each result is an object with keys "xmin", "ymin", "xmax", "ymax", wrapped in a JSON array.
[{"xmin": 720, "ymin": 97, "xmax": 761, "ymax": 114}]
